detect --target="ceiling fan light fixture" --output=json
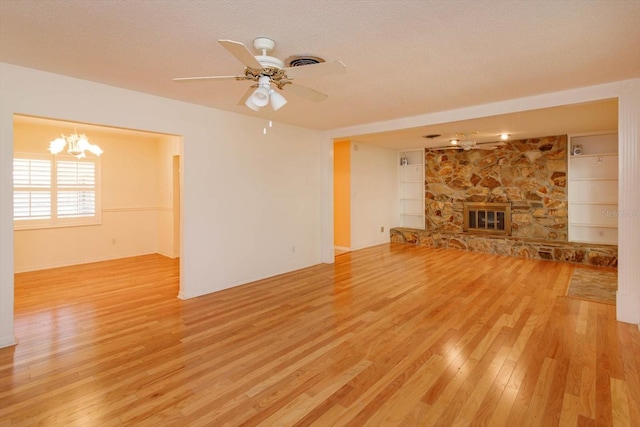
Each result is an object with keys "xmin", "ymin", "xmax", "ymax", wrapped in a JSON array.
[
  {"xmin": 245, "ymin": 97, "xmax": 261, "ymax": 111},
  {"xmin": 269, "ymin": 90, "xmax": 287, "ymax": 111},
  {"xmin": 450, "ymin": 139, "xmax": 459, "ymax": 145},
  {"xmin": 247, "ymin": 75, "xmax": 272, "ymax": 109},
  {"xmin": 250, "ymin": 86, "xmax": 270, "ymax": 107}
]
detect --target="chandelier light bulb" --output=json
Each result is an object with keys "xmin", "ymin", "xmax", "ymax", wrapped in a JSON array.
[{"xmin": 49, "ymin": 137, "xmax": 66, "ymax": 154}]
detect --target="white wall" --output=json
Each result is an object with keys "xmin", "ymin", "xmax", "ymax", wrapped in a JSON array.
[
  {"xmin": 349, "ymin": 142, "xmax": 398, "ymax": 250},
  {"xmin": 0, "ymin": 63, "xmax": 325, "ymax": 348},
  {"xmin": 156, "ymin": 135, "xmax": 181, "ymax": 258}
]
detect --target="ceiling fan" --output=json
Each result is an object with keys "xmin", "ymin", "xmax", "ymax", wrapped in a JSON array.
[
  {"xmin": 430, "ymin": 133, "xmax": 506, "ymax": 151},
  {"xmin": 173, "ymin": 37, "xmax": 347, "ymax": 111}
]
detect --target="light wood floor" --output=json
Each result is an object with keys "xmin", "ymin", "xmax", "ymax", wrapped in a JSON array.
[{"xmin": 1, "ymin": 244, "xmax": 639, "ymax": 426}]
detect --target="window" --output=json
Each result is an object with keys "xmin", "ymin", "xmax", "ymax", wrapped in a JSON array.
[{"xmin": 13, "ymin": 153, "xmax": 101, "ymax": 229}]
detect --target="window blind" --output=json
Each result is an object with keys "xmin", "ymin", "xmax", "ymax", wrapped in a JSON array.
[{"xmin": 13, "ymin": 154, "xmax": 100, "ymax": 228}]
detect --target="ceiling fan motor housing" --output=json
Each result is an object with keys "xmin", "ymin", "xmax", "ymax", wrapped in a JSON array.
[{"xmin": 255, "ymin": 55, "xmax": 284, "ymax": 69}]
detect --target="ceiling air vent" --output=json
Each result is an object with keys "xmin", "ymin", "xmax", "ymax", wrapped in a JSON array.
[{"xmin": 285, "ymin": 55, "xmax": 325, "ymax": 67}]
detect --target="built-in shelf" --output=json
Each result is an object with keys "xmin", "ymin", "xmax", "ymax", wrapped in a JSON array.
[
  {"xmin": 399, "ymin": 149, "xmax": 425, "ymax": 230},
  {"xmin": 571, "ymin": 202, "xmax": 617, "ymax": 206},
  {"xmin": 569, "ymin": 153, "xmax": 617, "ymax": 158},
  {"xmin": 570, "ymin": 178, "xmax": 617, "ymax": 182},
  {"xmin": 571, "ymin": 223, "xmax": 617, "ymax": 228},
  {"xmin": 568, "ymin": 132, "xmax": 618, "ymax": 245}
]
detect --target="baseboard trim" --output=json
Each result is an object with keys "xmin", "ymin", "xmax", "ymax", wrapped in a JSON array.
[
  {"xmin": 334, "ymin": 246, "xmax": 351, "ymax": 252},
  {"xmin": 14, "ymin": 252, "xmax": 160, "ymax": 273},
  {"xmin": 0, "ymin": 334, "xmax": 17, "ymax": 349}
]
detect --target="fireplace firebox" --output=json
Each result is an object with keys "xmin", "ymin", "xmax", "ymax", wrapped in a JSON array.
[{"xmin": 463, "ymin": 202, "xmax": 511, "ymax": 235}]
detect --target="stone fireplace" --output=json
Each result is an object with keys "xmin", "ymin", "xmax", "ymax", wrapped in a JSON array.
[
  {"xmin": 390, "ymin": 135, "xmax": 618, "ymax": 267},
  {"xmin": 423, "ymin": 135, "xmax": 568, "ymax": 241},
  {"xmin": 463, "ymin": 202, "xmax": 511, "ymax": 235}
]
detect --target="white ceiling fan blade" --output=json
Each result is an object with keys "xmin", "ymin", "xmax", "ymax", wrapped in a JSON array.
[
  {"xmin": 173, "ymin": 75, "xmax": 245, "ymax": 82},
  {"xmin": 430, "ymin": 146, "xmax": 461, "ymax": 150},
  {"xmin": 476, "ymin": 145, "xmax": 499, "ymax": 150},
  {"xmin": 284, "ymin": 60, "xmax": 347, "ymax": 79},
  {"xmin": 236, "ymin": 85, "xmax": 257, "ymax": 105},
  {"xmin": 284, "ymin": 84, "xmax": 328, "ymax": 102},
  {"xmin": 219, "ymin": 39, "xmax": 263, "ymax": 69}
]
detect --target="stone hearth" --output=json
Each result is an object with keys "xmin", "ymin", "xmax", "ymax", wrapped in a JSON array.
[{"xmin": 390, "ymin": 227, "xmax": 617, "ymax": 267}]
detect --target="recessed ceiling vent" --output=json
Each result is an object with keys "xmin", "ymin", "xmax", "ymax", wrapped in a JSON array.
[{"xmin": 285, "ymin": 55, "xmax": 325, "ymax": 67}]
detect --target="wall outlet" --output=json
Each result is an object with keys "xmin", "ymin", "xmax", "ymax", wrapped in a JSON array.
[
  {"xmin": 381, "ymin": 226, "xmax": 384, "ymax": 232},
  {"xmin": 111, "ymin": 238, "xmax": 116, "ymax": 245},
  {"xmin": 292, "ymin": 245, "xmax": 296, "ymax": 253}
]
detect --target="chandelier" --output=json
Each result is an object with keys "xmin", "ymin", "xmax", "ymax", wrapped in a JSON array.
[{"xmin": 49, "ymin": 132, "xmax": 103, "ymax": 158}]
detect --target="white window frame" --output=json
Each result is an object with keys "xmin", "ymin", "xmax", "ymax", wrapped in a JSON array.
[{"xmin": 13, "ymin": 152, "xmax": 102, "ymax": 230}]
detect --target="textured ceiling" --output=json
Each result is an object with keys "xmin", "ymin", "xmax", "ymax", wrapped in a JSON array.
[{"xmin": 1, "ymin": 1, "xmax": 638, "ymax": 141}]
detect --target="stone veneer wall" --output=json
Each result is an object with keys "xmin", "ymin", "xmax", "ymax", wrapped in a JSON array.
[{"xmin": 425, "ymin": 135, "xmax": 568, "ymax": 240}]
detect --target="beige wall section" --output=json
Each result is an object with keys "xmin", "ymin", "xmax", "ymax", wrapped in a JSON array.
[
  {"xmin": 13, "ymin": 117, "xmax": 179, "ymax": 272},
  {"xmin": 333, "ymin": 140, "xmax": 351, "ymax": 249}
]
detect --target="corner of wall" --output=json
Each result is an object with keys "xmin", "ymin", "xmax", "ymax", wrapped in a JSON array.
[{"xmin": 0, "ymin": 334, "xmax": 17, "ymax": 349}]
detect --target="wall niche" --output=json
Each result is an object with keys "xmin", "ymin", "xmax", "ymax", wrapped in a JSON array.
[{"xmin": 425, "ymin": 135, "xmax": 567, "ymax": 241}]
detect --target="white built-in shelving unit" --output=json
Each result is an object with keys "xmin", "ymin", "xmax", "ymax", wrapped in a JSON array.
[
  {"xmin": 399, "ymin": 149, "xmax": 425, "ymax": 229},
  {"xmin": 567, "ymin": 132, "xmax": 618, "ymax": 245}
]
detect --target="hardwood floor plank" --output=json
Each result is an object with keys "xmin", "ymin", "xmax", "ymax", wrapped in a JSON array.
[
  {"xmin": 618, "ymin": 323, "xmax": 640, "ymax": 427},
  {"xmin": 610, "ymin": 377, "xmax": 632, "ymax": 427},
  {"xmin": 1, "ymin": 246, "xmax": 639, "ymax": 426},
  {"xmin": 451, "ymin": 344, "xmax": 511, "ymax": 426}
]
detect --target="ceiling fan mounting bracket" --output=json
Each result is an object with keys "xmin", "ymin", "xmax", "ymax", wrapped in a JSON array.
[{"xmin": 253, "ymin": 37, "xmax": 276, "ymax": 54}]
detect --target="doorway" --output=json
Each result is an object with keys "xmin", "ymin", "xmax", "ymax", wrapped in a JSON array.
[
  {"xmin": 12, "ymin": 114, "xmax": 183, "ymax": 275},
  {"xmin": 333, "ymin": 139, "xmax": 351, "ymax": 257}
]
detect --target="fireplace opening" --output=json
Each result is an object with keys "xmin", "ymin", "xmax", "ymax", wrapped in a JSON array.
[{"xmin": 463, "ymin": 202, "xmax": 511, "ymax": 235}]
